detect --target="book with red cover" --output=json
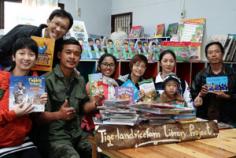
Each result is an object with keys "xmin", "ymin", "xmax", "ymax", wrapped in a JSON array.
[
  {"xmin": 129, "ymin": 25, "xmax": 144, "ymax": 38},
  {"xmin": 156, "ymin": 24, "xmax": 165, "ymax": 37}
]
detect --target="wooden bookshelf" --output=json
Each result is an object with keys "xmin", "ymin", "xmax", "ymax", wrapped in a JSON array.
[{"xmin": 175, "ymin": 62, "xmax": 191, "ymax": 84}]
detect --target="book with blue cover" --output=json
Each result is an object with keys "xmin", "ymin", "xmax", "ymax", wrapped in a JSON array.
[
  {"xmin": 121, "ymin": 79, "xmax": 139, "ymax": 102},
  {"xmin": 206, "ymin": 76, "xmax": 228, "ymax": 92},
  {"xmin": 9, "ymin": 76, "xmax": 46, "ymax": 112},
  {"xmin": 115, "ymin": 86, "xmax": 134, "ymax": 103}
]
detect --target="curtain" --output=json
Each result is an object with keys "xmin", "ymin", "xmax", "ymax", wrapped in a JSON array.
[{"xmin": 22, "ymin": 0, "xmax": 58, "ymax": 7}]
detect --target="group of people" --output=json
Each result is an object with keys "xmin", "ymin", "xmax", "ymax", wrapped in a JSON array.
[
  {"xmin": 0, "ymin": 8, "xmax": 236, "ymax": 158},
  {"xmin": 0, "ymin": 9, "xmax": 93, "ymax": 158}
]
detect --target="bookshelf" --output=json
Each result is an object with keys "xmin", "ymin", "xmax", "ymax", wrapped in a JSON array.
[
  {"xmin": 78, "ymin": 60, "xmax": 209, "ymax": 85},
  {"xmin": 125, "ymin": 36, "xmax": 170, "ymax": 45}
]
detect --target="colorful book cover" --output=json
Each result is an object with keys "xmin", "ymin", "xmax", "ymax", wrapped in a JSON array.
[
  {"xmin": 129, "ymin": 25, "xmax": 144, "ymax": 38},
  {"xmin": 115, "ymin": 86, "xmax": 134, "ymax": 103},
  {"xmin": 155, "ymin": 24, "xmax": 165, "ymax": 37},
  {"xmin": 67, "ymin": 20, "xmax": 88, "ymax": 42},
  {"xmin": 161, "ymin": 41, "xmax": 201, "ymax": 61},
  {"xmin": 138, "ymin": 79, "xmax": 157, "ymax": 103},
  {"xmin": 206, "ymin": 76, "xmax": 228, "ymax": 92},
  {"xmin": 31, "ymin": 36, "xmax": 55, "ymax": 72},
  {"xmin": 166, "ymin": 23, "xmax": 179, "ymax": 37},
  {"xmin": 121, "ymin": 79, "xmax": 139, "ymax": 102},
  {"xmin": 9, "ymin": 76, "xmax": 46, "ymax": 112},
  {"xmin": 88, "ymin": 73, "xmax": 105, "ymax": 96},
  {"xmin": 178, "ymin": 18, "xmax": 206, "ymax": 43}
]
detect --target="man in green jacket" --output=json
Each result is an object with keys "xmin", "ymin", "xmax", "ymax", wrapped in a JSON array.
[{"xmin": 45, "ymin": 38, "xmax": 96, "ymax": 158}]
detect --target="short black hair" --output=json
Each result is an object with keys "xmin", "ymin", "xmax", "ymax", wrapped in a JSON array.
[
  {"xmin": 108, "ymin": 39, "xmax": 113, "ymax": 43},
  {"xmin": 95, "ymin": 38, "xmax": 100, "ymax": 42},
  {"xmin": 205, "ymin": 41, "xmax": 224, "ymax": 57},
  {"xmin": 97, "ymin": 53, "xmax": 117, "ymax": 77},
  {"xmin": 137, "ymin": 41, "xmax": 143, "ymax": 45},
  {"xmin": 48, "ymin": 9, "xmax": 73, "ymax": 30},
  {"xmin": 88, "ymin": 38, "xmax": 94, "ymax": 42},
  {"xmin": 58, "ymin": 38, "xmax": 82, "ymax": 53},
  {"xmin": 159, "ymin": 49, "xmax": 176, "ymax": 62},
  {"xmin": 12, "ymin": 37, "xmax": 38, "ymax": 58},
  {"xmin": 163, "ymin": 73, "xmax": 181, "ymax": 89}
]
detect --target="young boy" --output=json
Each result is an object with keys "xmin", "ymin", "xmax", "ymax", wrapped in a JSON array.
[{"xmin": 160, "ymin": 74, "xmax": 186, "ymax": 107}]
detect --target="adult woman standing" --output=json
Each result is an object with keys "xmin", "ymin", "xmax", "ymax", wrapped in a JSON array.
[
  {"xmin": 117, "ymin": 54, "xmax": 148, "ymax": 102},
  {"xmin": 82, "ymin": 53, "xmax": 119, "ymax": 132},
  {"xmin": 117, "ymin": 54, "xmax": 148, "ymax": 88},
  {"xmin": 155, "ymin": 50, "xmax": 193, "ymax": 108}
]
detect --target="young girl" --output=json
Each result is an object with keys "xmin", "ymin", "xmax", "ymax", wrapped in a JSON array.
[
  {"xmin": 0, "ymin": 38, "xmax": 47, "ymax": 158},
  {"xmin": 82, "ymin": 53, "xmax": 118, "ymax": 132},
  {"xmin": 155, "ymin": 50, "xmax": 193, "ymax": 108},
  {"xmin": 160, "ymin": 73, "xmax": 186, "ymax": 107}
]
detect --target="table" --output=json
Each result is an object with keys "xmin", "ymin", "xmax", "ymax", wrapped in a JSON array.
[{"xmin": 97, "ymin": 129, "xmax": 236, "ymax": 158}]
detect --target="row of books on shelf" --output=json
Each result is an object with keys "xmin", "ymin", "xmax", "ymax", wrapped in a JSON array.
[
  {"xmin": 223, "ymin": 34, "xmax": 236, "ymax": 62},
  {"xmin": 80, "ymin": 40, "xmax": 202, "ymax": 62},
  {"xmin": 27, "ymin": 33, "xmax": 236, "ymax": 75},
  {"xmin": 129, "ymin": 18, "xmax": 206, "ymax": 43},
  {"xmin": 81, "ymin": 18, "xmax": 206, "ymax": 61}
]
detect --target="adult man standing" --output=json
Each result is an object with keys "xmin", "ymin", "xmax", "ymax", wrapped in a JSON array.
[
  {"xmin": 45, "ymin": 38, "xmax": 96, "ymax": 158},
  {"xmin": 0, "ymin": 9, "xmax": 73, "ymax": 68},
  {"xmin": 192, "ymin": 41, "xmax": 236, "ymax": 125}
]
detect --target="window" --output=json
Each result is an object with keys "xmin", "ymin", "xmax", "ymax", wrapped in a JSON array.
[
  {"xmin": 111, "ymin": 12, "xmax": 132, "ymax": 34},
  {"xmin": 0, "ymin": 0, "xmax": 22, "ymax": 29},
  {"xmin": 0, "ymin": 0, "xmax": 63, "ymax": 29}
]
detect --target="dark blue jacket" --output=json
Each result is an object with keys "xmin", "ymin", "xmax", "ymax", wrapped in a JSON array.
[{"xmin": 191, "ymin": 64, "xmax": 236, "ymax": 124}]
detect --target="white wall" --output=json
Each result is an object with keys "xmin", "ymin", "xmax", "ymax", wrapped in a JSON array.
[
  {"xmin": 59, "ymin": 0, "xmax": 112, "ymax": 36},
  {"xmin": 111, "ymin": 0, "xmax": 236, "ymax": 38},
  {"xmin": 61, "ymin": 0, "xmax": 236, "ymax": 38}
]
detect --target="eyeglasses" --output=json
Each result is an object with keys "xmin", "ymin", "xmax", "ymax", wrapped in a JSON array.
[{"xmin": 101, "ymin": 62, "xmax": 115, "ymax": 68}]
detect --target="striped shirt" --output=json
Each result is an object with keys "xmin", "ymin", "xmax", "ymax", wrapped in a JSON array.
[{"xmin": 0, "ymin": 137, "xmax": 36, "ymax": 158}]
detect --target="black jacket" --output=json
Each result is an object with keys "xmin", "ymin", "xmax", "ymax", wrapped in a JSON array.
[
  {"xmin": 0, "ymin": 24, "xmax": 62, "ymax": 68},
  {"xmin": 191, "ymin": 64, "xmax": 236, "ymax": 123}
]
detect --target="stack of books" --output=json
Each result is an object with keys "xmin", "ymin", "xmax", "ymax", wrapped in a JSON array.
[
  {"xmin": 94, "ymin": 100, "xmax": 139, "ymax": 126},
  {"xmin": 129, "ymin": 103, "xmax": 196, "ymax": 125}
]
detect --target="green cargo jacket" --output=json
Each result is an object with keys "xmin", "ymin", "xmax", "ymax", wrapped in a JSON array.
[{"xmin": 46, "ymin": 64, "xmax": 88, "ymax": 142}]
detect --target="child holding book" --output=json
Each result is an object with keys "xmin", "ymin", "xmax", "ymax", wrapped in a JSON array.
[
  {"xmin": 155, "ymin": 50, "xmax": 193, "ymax": 108},
  {"xmin": 82, "ymin": 53, "xmax": 119, "ymax": 132},
  {"xmin": 159, "ymin": 73, "xmax": 187, "ymax": 107},
  {"xmin": 0, "ymin": 38, "xmax": 47, "ymax": 158}
]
